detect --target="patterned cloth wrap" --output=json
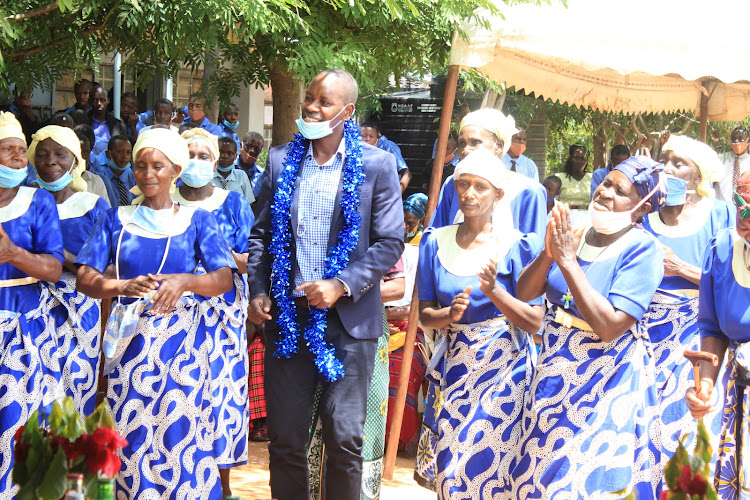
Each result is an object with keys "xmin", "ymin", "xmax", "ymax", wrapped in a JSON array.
[
  {"xmin": 42, "ymin": 271, "xmax": 102, "ymax": 416},
  {"xmin": 0, "ymin": 291, "xmax": 63, "ymax": 499},
  {"xmin": 508, "ymin": 309, "xmax": 661, "ymax": 499},
  {"xmin": 104, "ymin": 295, "xmax": 222, "ymax": 499},
  {"xmin": 645, "ymin": 290, "xmax": 727, "ymax": 478},
  {"xmin": 714, "ymin": 342, "xmax": 750, "ymax": 499}
]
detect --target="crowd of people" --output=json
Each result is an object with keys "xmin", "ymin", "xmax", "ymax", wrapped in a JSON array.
[{"xmin": 1, "ymin": 66, "xmax": 750, "ymax": 500}]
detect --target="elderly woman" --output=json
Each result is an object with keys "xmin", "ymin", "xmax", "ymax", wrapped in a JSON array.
[
  {"xmin": 29, "ymin": 125, "xmax": 109, "ymax": 416},
  {"xmin": 555, "ymin": 144, "xmax": 593, "ymax": 209},
  {"xmin": 643, "ymin": 134, "xmax": 732, "ymax": 469},
  {"xmin": 429, "ymin": 108, "xmax": 547, "ymax": 237},
  {"xmin": 686, "ymin": 171, "xmax": 750, "ymax": 499},
  {"xmin": 175, "ymin": 127, "xmax": 253, "ymax": 498},
  {"xmin": 0, "ymin": 113, "xmax": 64, "ymax": 496},
  {"xmin": 75, "ymin": 128, "xmax": 236, "ymax": 498},
  {"xmin": 419, "ymin": 149, "xmax": 543, "ymax": 499},
  {"xmin": 509, "ymin": 156, "xmax": 666, "ymax": 498}
]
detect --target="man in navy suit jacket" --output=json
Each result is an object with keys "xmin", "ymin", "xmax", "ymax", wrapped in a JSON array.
[{"xmin": 247, "ymin": 69, "xmax": 404, "ymax": 500}]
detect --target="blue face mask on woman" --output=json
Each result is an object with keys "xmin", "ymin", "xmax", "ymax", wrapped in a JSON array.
[
  {"xmin": 37, "ymin": 158, "xmax": 76, "ymax": 192},
  {"xmin": 664, "ymin": 176, "xmax": 695, "ymax": 206},
  {"xmin": 181, "ymin": 159, "xmax": 215, "ymax": 188},
  {"xmin": 0, "ymin": 164, "xmax": 28, "ymax": 188}
]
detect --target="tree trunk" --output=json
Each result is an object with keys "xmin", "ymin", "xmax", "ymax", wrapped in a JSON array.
[{"xmin": 269, "ymin": 60, "xmax": 302, "ymax": 147}]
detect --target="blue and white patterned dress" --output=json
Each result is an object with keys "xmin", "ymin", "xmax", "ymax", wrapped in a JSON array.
[
  {"xmin": 642, "ymin": 197, "xmax": 734, "ymax": 472},
  {"xmin": 698, "ymin": 228, "xmax": 750, "ymax": 499},
  {"xmin": 75, "ymin": 204, "xmax": 236, "ymax": 499},
  {"xmin": 508, "ymin": 226, "xmax": 664, "ymax": 499},
  {"xmin": 45, "ymin": 191, "xmax": 108, "ymax": 416},
  {"xmin": 0, "ymin": 186, "xmax": 64, "ymax": 499},
  {"xmin": 172, "ymin": 187, "xmax": 253, "ymax": 469},
  {"xmin": 418, "ymin": 225, "xmax": 541, "ymax": 499}
]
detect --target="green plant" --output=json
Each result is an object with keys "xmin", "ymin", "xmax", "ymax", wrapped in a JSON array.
[
  {"xmin": 661, "ymin": 420, "xmax": 717, "ymax": 500},
  {"xmin": 12, "ymin": 397, "xmax": 126, "ymax": 500}
]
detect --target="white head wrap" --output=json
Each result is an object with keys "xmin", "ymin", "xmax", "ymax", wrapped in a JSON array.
[
  {"xmin": 459, "ymin": 108, "xmax": 518, "ymax": 158},
  {"xmin": 453, "ymin": 149, "xmax": 506, "ymax": 189},
  {"xmin": 181, "ymin": 127, "xmax": 219, "ymax": 161},
  {"xmin": 27, "ymin": 125, "xmax": 87, "ymax": 192},
  {"xmin": 0, "ymin": 112, "xmax": 26, "ymax": 143},
  {"xmin": 661, "ymin": 134, "xmax": 722, "ymax": 197},
  {"xmin": 131, "ymin": 128, "xmax": 188, "ymax": 203}
]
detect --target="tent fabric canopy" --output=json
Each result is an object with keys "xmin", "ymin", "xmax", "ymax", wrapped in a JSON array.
[{"xmin": 449, "ymin": 0, "xmax": 750, "ymax": 120}]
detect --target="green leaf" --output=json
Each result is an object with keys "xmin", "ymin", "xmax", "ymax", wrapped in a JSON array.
[
  {"xmin": 664, "ymin": 455, "xmax": 682, "ymax": 491},
  {"xmin": 35, "ymin": 448, "xmax": 67, "ymax": 500}
]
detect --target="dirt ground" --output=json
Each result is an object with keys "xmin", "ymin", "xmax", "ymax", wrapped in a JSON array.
[{"xmin": 231, "ymin": 441, "xmax": 435, "ymax": 500}]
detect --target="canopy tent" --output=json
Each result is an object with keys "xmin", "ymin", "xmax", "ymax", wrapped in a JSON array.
[
  {"xmin": 383, "ymin": 0, "xmax": 750, "ymax": 480},
  {"xmin": 449, "ymin": 0, "xmax": 750, "ymax": 122}
]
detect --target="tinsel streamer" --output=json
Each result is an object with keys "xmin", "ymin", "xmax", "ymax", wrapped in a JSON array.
[{"xmin": 268, "ymin": 119, "xmax": 365, "ymax": 382}]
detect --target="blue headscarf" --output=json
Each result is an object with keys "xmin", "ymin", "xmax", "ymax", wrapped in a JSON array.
[
  {"xmin": 404, "ymin": 193, "xmax": 428, "ymax": 219},
  {"xmin": 613, "ymin": 156, "xmax": 667, "ymax": 213}
]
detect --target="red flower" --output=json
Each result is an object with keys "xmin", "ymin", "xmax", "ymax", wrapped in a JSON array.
[
  {"xmin": 678, "ymin": 464, "xmax": 707, "ymax": 496},
  {"xmin": 83, "ymin": 428, "xmax": 128, "ymax": 478},
  {"xmin": 13, "ymin": 426, "xmax": 28, "ymax": 463},
  {"xmin": 659, "ymin": 490, "xmax": 668, "ymax": 500}
]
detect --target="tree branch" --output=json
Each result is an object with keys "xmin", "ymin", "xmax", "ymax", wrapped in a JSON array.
[
  {"xmin": 6, "ymin": 2, "xmax": 59, "ymax": 22},
  {"xmin": 11, "ymin": 24, "xmax": 104, "ymax": 62}
]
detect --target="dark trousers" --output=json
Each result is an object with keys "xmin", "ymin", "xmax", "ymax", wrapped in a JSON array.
[{"xmin": 265, "ymin": 308, "xmax": 378, "ymax": 500}]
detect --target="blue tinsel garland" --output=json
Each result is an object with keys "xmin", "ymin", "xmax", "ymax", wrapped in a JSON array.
[{"xmin": 269, "ymin": 120, "xmax": 365, "ymax": 382}]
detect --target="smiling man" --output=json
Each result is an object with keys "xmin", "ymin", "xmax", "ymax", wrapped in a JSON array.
[{"xmin": 247, "ymin": 68, "xmax": 404, "ymax": 500}]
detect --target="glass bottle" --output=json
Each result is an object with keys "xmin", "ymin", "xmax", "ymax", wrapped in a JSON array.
[
  {"xmin": 64, "ymin": 473, "xmax": 85, "ymax": 500},
  {"xmin": 96, "ymin": 478, "xmax": 115, "ymax": 500}
]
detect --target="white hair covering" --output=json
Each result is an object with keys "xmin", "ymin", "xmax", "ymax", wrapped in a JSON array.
[
  {"xmin": 661, "ymin": 134, "xmax": 723, "ymax": 197},
  {"xmin": 181, "ymin": 127, "xmax": 219, "ymax": 161},
  {"xmin": 459, "ymin": 108, "xmax": 518, "ymax": 158},
  {"xmin": 131, "ymin": 128, "xmax": 188, "ymax": 203},
  {"xmin": 0, "ymin": 111, "xmax": 26, "ymax": 143},
  {"xmin": 453, "ymin": 149, "xmax": 506, "ymax": 189},
  {"xmin": 27, "ymin": 125, "xmax": 87, "ymax": 192}
]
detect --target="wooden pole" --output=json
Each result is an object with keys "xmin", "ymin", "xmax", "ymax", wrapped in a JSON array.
[
  {"xmin": 382, "ymin": 64, "xmax": 460, "ymax": 480},
  {"xmin": 699, "ymin": 79, "xmax": 709, "ymax": 143}
]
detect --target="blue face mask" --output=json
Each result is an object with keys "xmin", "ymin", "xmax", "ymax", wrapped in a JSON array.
[
  {"xmin": 0, "ymin": 164, "xmax": 28, "ymax": 188},
  {"xmin": 665, "ymin": 176, "xmax": 688, "ymax": 206},
  {"xmin": 217, "ymin": 163, "xmax": 235, "ymax": 173},
  {"xmin": 295, "ymin": 106, "xmax": 350, "ymax": 140},
  {"xmin": 181, "ymin": 159, "xmax": 215, "ymax": 188},
  {"xmin": 37, "ymin": 158, "xmax": 76, "ymax": 192},
  {"xmin": 223, "ymin": 120, "xmax": 239, "ymax": 131},
  {"xmin": 108, "ymin": 157, "xmax": 130, "ymax": 172}
]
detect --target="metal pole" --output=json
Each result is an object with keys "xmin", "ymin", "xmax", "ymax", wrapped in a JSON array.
[
  {"xmin": 382, "ymin": 63, "xmax": 460, "ymax": 480},
  {"xmin": 113, "ymin": 52, "xmax": 122, "ymax": 119}
]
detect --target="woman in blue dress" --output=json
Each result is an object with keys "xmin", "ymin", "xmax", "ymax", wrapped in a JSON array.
[
  {"xmin": 176, "ymin": 128, "xmax": 253, "ymax": 498},
  {"xmin": 75, "ymin": 128, "xmax": 236, "ymax": 499},
  {"xmin": 0, "ymin": 112, "xmax": 64, "ymax": 498},
  {"xmin": 643, "ymin": 134, "xmax": 733, "ymax": 470},
  {"xmin": 29, "ymin": 125, "xmax": 109, "ymax": 417},
  {"xmin": 418, "ymin": 149, "xmax": 543, "ymax": 499},
  {"xmin": 686, "ymin": 171, "xmax": 750, "ymax": 499},
  {"xmin": 509, "ymin": 156, "xmax": 665, "ymax": 499}
]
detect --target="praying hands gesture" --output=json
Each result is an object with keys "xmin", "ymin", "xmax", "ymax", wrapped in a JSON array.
[{"xmin": 547, "ymin": 204, "xmax": 579, "ymax": 267}]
